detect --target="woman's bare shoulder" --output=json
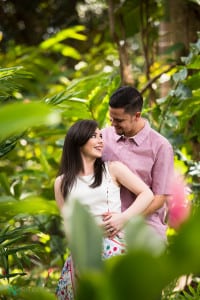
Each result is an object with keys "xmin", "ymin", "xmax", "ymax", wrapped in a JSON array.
[
  {"xmin": 54, "ymin": 175, "xmax": 63, "ymax": 187},
  {"xmin": 107, "ymin": 161, "xmax": 128, "ymax": 178}
]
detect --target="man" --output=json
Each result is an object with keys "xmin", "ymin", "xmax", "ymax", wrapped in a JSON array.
[{"xmin": 102, "ymin": 86, "xmax": 174, "ymax": 240}]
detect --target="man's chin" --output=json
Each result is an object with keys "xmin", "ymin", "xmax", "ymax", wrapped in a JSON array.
[{"xmin": 114, "ymin": 128, "xmax": 124, "ymax": 135}]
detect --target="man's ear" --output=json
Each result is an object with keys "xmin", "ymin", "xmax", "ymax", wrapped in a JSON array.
[{"xmin": 135, "ymin": 112, "xmax": 141, "ymax": 118}]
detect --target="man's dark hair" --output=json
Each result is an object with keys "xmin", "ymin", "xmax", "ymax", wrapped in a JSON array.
[{"xmin": 109, "ymin": 86, "xmax": 143, "ymax": 114}]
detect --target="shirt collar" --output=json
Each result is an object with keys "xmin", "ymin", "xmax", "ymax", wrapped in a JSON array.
[{"xmin": 116, "ymin": 119, "xmax": 150, "ymax": 146}]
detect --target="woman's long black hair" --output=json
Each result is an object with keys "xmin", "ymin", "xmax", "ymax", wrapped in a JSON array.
[{"xmin": 58, "ymin": 119, "xmax": 105, "ymax": 199}]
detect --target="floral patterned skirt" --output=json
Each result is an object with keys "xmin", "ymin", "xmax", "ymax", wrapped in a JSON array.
[
  {"xmin": 102, "ymin": 236, "xmax": 126, "ymax": 259},
  {"xmin": 56, "ymin": 236, "xmax": 126, "ymax": 300},
  {"xmin": 56, "ymin": 255, "xmax": 75, "ymax": 300}
]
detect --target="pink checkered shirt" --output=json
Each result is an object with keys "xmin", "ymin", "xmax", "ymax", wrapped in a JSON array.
[{"xmin": 102, "ymin": 120, "xmax": 174, "ymax": 240}]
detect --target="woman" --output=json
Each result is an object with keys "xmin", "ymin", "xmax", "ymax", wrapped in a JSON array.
[{"xmin": 54, "ymin": 119, "xmax": 153, "ymax": 300}]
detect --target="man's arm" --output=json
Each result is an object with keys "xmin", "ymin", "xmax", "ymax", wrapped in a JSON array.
[
  {"xmin": 144, "ymin": 140, "xmax": 174, "ymax": 216},
  {"xmin": 142, "ymin": 194, "xmax": 168, "ymax": 216}
]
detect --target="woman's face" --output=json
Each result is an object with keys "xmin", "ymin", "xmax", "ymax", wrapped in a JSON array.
[{"xmin": 80, "ymin": 128, "xmax": 103, "ymax": 159}]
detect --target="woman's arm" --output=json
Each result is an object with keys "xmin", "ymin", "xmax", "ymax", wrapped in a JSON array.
[
  {"xmin": 103, "ymin": 161, "xmax": 154, "ymax": 236},
  {"xmin": 54, "ymin": 176, "xmax": 65, "ymax": 210},
  {"xmin": 112, "ymin": 161, "xmax": 153, "ymax": 217}
]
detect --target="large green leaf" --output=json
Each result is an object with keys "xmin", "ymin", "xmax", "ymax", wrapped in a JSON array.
[
  {"xmin": 76, "ymin": 271, "xmax": 110, "ymax": 300},
  {"xmin": 68, "ymin": 200, "xmax": 103, "ymax": 273},
  {"xmin": 0, "ymin": 102, "xmax": 60, "ymax": 139},
  {"xmin": 125, "ymin": 216, "xmax": 165, "ymax": 255},
  {"xmin": 105, "ymin": 251, "xmax": 171, "ymax": 300},
  {"xmin": 0, "ymin": 197, "xmax": 59, "ymax": 221},
  {"xmin": 169, "ymin": 207, "xmax": 200, "ymax": 275}
]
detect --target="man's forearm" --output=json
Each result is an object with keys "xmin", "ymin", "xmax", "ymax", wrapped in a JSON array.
[{"xmin": 142, "ymin": 195, "xmax": 167, "ymax": 216}]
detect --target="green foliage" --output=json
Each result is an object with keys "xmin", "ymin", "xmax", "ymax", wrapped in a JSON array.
[
  {"xmin": 40, "ymin": 26, "xmax": 87, "ymax": 59},
  {"xmin": 177, "ymin": 281, "xmax": 200, "ymax": 300},
  {"xmin": 156, "ymin": 37, "xmax": 200, "ymax": 148},
  {"xmin": 0, "ymin": 197, "xmax": 58, "ymax": 221},
  {"xmin": 0, "ymin": 285, "xmax": 56, "ymax": 299},
  {"xmin": 0, "ymin": 101, "xmax": 60, "ymax": 140},
  {"xmin": 0, "ymin": 225, "xmax": 39, "ymax": 280},
  {"xmin": 0, "ymin": 2, "xmax": 199, "ymax": 299},
  {"xmin": 0, "ymin": 66, "xmax": 31, "ymax": 100},
  {"xmin": 66, "ymin": 201, "xmax": 200, "ymax": 300},
  {"xmin": 0, "ymin": 134, "xmax": 24, "ymax": 157},
  {"xmin": 45, "ymin": 72, "xmax": 120, "ymax": 127},
  {"xmin": 153, "ymin": 36, "xmax": 200, "ymax": 203},
  {"xmin": 0, "ymin": 34, "xmax": 70, "ymax": 297}
]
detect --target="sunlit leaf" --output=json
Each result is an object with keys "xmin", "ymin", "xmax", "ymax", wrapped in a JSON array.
[
  {"xmin": 0, "ymin": 102, "xmax": 61, "ymax": 139},
  {"xmin": 187, "ymin": 55, "xmax": 200, "ymax": 69},
  {"xmin": 0, "ymin": 197, "xmax": 59, "ymax": 221},
  {"xmin": 50, "ymin": 43, "xmax": 81, "ymax": 59},
  {"xmin": 40, "ymin": 26, "xmax": 86, "ymax": 49}
]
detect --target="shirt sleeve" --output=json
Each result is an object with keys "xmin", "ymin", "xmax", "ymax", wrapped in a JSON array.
[{"xmin": 151, "ymin": 142, "xmax": 174, "ymax": 195}]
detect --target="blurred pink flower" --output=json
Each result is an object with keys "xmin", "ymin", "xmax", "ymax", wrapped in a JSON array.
[{"xmin": 167, "ymin": 174, "xmax": 191, "ymax": 229}]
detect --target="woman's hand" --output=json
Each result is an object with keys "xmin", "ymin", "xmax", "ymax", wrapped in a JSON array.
[{"xmin": 102, "ymin": 212, "xmax": 126, "ymax": 238}]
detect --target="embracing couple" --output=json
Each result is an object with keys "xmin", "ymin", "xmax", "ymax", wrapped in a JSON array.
[{"xmin": 54, "ymin": 86, "xmax": 174, "ymax": 300}]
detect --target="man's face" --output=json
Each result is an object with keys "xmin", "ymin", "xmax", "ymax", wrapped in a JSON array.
[{"xmin": 109, "ymin": 107, "xmax": 139, "ymax": 137}]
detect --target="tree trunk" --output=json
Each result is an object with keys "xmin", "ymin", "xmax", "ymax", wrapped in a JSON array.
[{"xmin": 107, "ymin": 0, "xmax": 134, "ymax": 85}]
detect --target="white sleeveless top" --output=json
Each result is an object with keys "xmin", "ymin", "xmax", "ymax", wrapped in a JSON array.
[{"xmin": 61, "ymin": 163, "xmax": 121, "ymax": 230}]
